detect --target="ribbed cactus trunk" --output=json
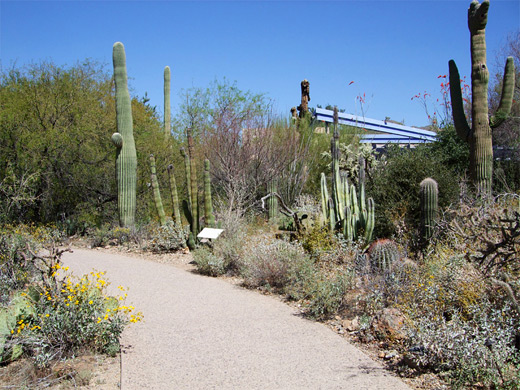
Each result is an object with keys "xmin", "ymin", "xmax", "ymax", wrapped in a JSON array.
[
  {"xmin": 420, "ymin": 178, "xmax": 438, "ymax": 242},
  {"xmin": 149, "ymin": 154, "xmax": 166, "ymax": 226},
  {"xmin": 204, "ymin": 159, "xmax": 215, "ymax": 228},
  {"xmin": 164, "ymin": 66, "xmax": 171, "ymax": 139},
  {"xmin": 449, "ymin": 0, "xmax": 515, "ymax": 197},
  {"xmin": 111, "ymin": 42, "xmax": 137, "ymax": 228},
  {"xmin": 187, "ymin": 128, "xmax": 198, "ymax": 236},
  {"xmin": 167, "ymin": 164, "xmax": 182, "ymax": 227},
  {"xmin": 268, "ymin": 181, "xmax": 279, "ymax": 222}
]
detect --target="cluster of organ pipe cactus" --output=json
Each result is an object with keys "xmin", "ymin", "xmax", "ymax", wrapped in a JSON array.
[
  {"xmin": 164, "ymin": 66, "xmax": 171, "ymax": 139},
  {"xmin": 167, "ymin": 164, "xmax": 182, "ymax": 226},
  {"xmin": 111, "ymin": 42, "xmax": 137, "ymax": 228},
  {"xmin": 204, "ymin": 159, "xmax": 215, "ymax": 228},
  {"xmin": 320, "ymin": 107, "xmax": 375, "ymax": 243},
  {"xmin": 449, "ymin": 0, "xmax": 515, "ymax": 197}
]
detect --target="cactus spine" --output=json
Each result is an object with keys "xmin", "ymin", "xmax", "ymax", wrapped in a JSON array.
[
  {"xmin": 111, "ymin": 42, "xmax": 137, "ymax": 228},
  {"xmin": 449, "ymin": 0, "xmax": 515, "ymax": 197},
  {"xmin": 164, "ymin": 66, "xmax": 171, "ymax": 139},
  {"xmin": 204, "ymin": 159, "xmax": 215, "ymax": 228},
  {"xmin": 320, "ymin": 107, "xmax": 374, "ymax": 243},
  {"xmin": 167, "ymin": 164, "xmax": 182, "ymax": 226},
  {"xmin": 149, "ymin": 154, "xmax": 166, "ymax": 225},
  {"xmin": 420, "ymin": 178, "xmax": 438, "ymax": 242}
]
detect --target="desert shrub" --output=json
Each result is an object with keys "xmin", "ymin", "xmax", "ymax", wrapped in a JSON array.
[
  {"xmin": 299, "ymin": 272, "xmax": 351, "ymax": 320},
  {"xmin": 0, "ymin": 225, "xmax": 63, "ymax": 304},
  {"xmin": 368, "ymin": 145, "xmax": 460, "ymax": 240},
  {"xmin": 296, "ymin": 224, "xmax": 337, "ymax": 260},
  {"xmin": 405, "ymin": 300, "xmax": 519, "ymax": 389},
  {"xmin": 192, "ymin": 247, "xmax": 227, "ymax": 277},
  {"xmin": 0, "ymin": 240, "xmax": 142, "ymax": 367},
  {"xmin": 240, "ymin": 237, "xmax": 312, "ymax": 290},
  {"xmin": 145, "ymin": 220, "xmax": 188, "ymax": 253}
]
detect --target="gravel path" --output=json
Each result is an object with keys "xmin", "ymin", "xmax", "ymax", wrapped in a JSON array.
[{"xmin": 63, "ymin": 248, "xmax": 411, "ymax": 390}]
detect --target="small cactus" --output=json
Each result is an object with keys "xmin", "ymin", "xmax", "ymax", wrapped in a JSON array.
[
  {"xmin": 420, "ymin": 177, "xmax": 438, "ymax": 242},
  {"xmin": 367, "ymin": 239, "xmax": 401, "ymax": 273}
]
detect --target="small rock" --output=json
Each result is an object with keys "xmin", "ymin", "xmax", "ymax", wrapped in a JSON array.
[
  {"xmin": 378, "ymin": 351, "xmax": 385, "ymax": 359},
  {"xmin": 341, "ymin": 316, "xmax": 360, "ymax": 332},
  {"xmin": 370, "ymin": 308, "xmax": 406, "ymax": 341},
  {"xmin": 384, "ymin": 350, "xmax": 399, "ymax": 360}
]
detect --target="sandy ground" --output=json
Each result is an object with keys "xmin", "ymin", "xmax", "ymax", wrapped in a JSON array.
[{"xmin": 62, "ymin": 248, "xmax": 411, "ymax": 390}]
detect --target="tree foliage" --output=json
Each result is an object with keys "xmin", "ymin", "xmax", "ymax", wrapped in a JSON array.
[{"xmin": 0, "ymin": 60, "xmax": 171, "ymax": 228}]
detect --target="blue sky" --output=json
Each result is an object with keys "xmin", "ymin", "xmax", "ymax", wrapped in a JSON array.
[{"xmin": 1, "ymin": 0, "xmax": 519, "ymax": 127}]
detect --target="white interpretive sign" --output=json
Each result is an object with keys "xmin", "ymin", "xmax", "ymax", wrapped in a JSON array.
[{"xmin": 197, "ymin": 228, "xmax": 224, "ymax": 240}]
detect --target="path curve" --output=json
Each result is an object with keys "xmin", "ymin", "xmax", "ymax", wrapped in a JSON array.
[{"xmin": 63, "ymin": 248, "xmax": 410, "ymax": 390}]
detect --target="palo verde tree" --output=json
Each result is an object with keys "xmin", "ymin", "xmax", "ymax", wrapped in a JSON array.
[{"xmin": 449, "ymin": 0, "xmax": 515, "ymax": 197}]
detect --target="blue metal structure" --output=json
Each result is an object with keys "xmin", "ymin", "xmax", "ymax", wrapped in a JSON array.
[{"xmin": 314, "ymin": 107, "xmax": 437, "ymax": 145}]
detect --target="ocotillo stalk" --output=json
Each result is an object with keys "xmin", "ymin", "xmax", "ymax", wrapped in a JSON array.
[
  {"xmin": 164, "ymin": 66, "xmax": 171, "ymax": 139},
  {"xmin": 449, "ymin": 0, "xmax": 515, "ymax": 197},
  {"xmin": 167, "ymin": 164, "xmax": 181, "ymax": 226},
  {"xmin": 111, "ymin": 42, "xmax": 137, "ymax": 228},
  {"xmin": 420, "ymin": 177, "xmax": 438, "ymax": 242},
  {"xmin": 204, "ymin": 159, "xmax": 215, "ymax": 228},
  {"xmin": 149, "ymin": 154, "xmax": 166, "ymax": 225},
  {"xmin": 187, "ymin": 128, "xmax": 198, "ymax": 235}
]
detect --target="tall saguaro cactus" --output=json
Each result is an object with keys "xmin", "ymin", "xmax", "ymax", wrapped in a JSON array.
[
  {"xmin": 164, "ymin": 66, "xmax": 171, "ymax": 139},
  {"xmin": 111, "ymin": 42, "xmax": 137, "ymax": 228},
  {"xmin": 449, "ymin": 0, "xmax": 515, "ymax": 197}
]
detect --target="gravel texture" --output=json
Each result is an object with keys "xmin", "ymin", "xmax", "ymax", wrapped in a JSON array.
[{"xmin": 63, "ymin": 248, "xmax": 411, "ymax": 390}]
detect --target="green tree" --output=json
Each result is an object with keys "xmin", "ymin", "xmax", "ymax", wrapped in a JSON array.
[{"xmin": 0, "ymin": 60, "xmax": 171, "ymax": 228}]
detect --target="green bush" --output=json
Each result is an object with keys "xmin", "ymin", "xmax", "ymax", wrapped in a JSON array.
[
  {"xmin": 368, "ymin": 145, "xmax": 460, "ymax": 240},
  {"xmin": 145, "ymin": 220, "xmax": 188, "ymax": 253},
  {"xmin": 192, "ymin": 247, "xmax": 227, "ymax": 277}
]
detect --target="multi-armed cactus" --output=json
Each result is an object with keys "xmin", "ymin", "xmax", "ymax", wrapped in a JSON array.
[
  {"xmin": 164, "ymin": 66, "xmax": 171, "ymax": 139},
  {"xmin": 111, "ymin": 42, "xmax": 137, "ymax": 228},
  {"xmin": 420, "ymin": 177, "xmax": 438, "ymax": 242},
  {"xmin": 449, "ymin": 0, "xmax": 515, "ymax": 196},
  {"xmin": 321, "ymin": 107, "xmax": 375, "ymax": 243},
  {"xmin": 204, "ymin": 159, "xmax": 215, "ymax": 228},
  {"xmin": 167, "ymin": 164, "xmax": 182, "ymax": 226},
  {"xmin": 149, "ymin": 154, "xmax": 166, "ymax": 226}
]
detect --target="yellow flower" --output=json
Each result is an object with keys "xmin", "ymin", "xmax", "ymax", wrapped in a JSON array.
[{"xmin": 88, "ymin": 300, "xmax": 93, "ymax": 305}]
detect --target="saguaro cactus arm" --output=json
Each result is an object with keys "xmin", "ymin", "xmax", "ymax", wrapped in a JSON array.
[
  {"xmin": 449, "ymin": 60, "xmax": 471, "ymax": 142},
  {"xmin": 490, "ymin": 57, "xmax": 516, "ymax": 128}
]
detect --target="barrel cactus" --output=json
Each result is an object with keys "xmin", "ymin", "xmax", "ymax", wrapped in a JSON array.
[
  {"xmin": 111, "ymin": 42, "xmax": 137, "ymax": 228},
  {"xmin": 367, "ymin": 239, "xmax": 401, "ymax": 273},
  {"xmin": 420, "ymin": 177, "xmax": 438, "ymax": 242},
  {"xmin": 449, "ymin": 0, "xmax": 515, "ymax": 197}
]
